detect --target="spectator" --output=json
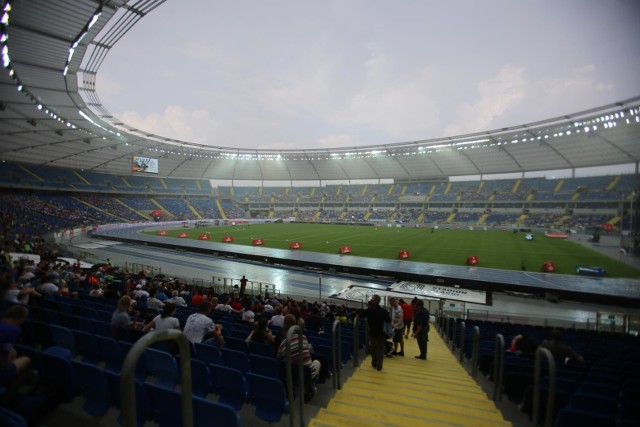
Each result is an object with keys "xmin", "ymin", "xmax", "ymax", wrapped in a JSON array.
[
  {"xmin": 246, "ymin": 317, "xmax": 274, "ymax": 346},
  {"xmin": 539, "ymin": 329, "xmax": 584, "ymax": 364},
  {"xmin": 389, "ymin": 297, "xmax": 405, "ymax": 356},
  {"xmin": 412, "ymin": 299, "xmax": 430, "ymax": 360},
  {"xmin": 270, "ymin": 305, "xmax": 285, "ymax": 328},
  {"xmin": 111, "ymin": 295, "xmax": 138, "ymax": 339},
  {"xmin": 360, "ymin": 295, "xmax": 391, "ymax": 371},
  {"xmin": 168, "ymin": 290, "xmax": 187, "ymax": 307},
  {"xmin": 276, "ymin": 314, "xmax": 321, "ymax": 380},
  {"xmin": 399, "ymin": 298, "xmax": 413, "ymax": 339},
  {"xmin": 190, "ymin": 289, "xmax": 205, "ymax": 308},
  {"xmin": 0, "ymin": 305, "xmax": 33, "ymax": 404},
  {"xmin": 183, "ymin": 301, "xmax": 224, "ymax": 347},
  {"xmin": 305, "ymin": 306, "xmax": 324, "ymax": 333},
  {"xmin": 142, "ymin": 303, "xmax": 180, "ymax": 333},
  {"xmin": 146, "ymin": 288, "xmax": 165, "ymax": 312},
  {"xmin": 508, "ymin": 334, "xmax": 539, "ymax": 355}
]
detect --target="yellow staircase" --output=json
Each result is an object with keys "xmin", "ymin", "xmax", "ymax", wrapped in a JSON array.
[
  {"xmin": 339, "ymin": 211, "xmax": 348, "ymax": 220},
  {"xmin": 183, "ymin": 198, "xmax": 202, "ymax": 219},
  {"xmin": 74, "ymin": 171, "xmax": 91, "ymax": 185},
  {"xmin": 517, "ymin": 214, "xmax": 528, "ymax": 224},
  {"xmin": 417, "ymin": 212, "xmax": 425, "ymax": 222},
  {"xmin": 553, "ymin": 179, "xmax": 564, "ymax": 192},
  {"xmin": 72, "ymin": 197, "xmax": 129, "ymax": 222},
  {"xmin": 310, "ymin": 329, "xmax": 510, "ymax": 427},
  {"xmin": 555, "ymin": 215, "xmax": 570, "ymax": 226},
  {"xmin": 364, "ymin": 211, "xmax": 372, "ymax": 221},
  {"xmin": 607, "ymin": 216, "xmax": 621, "ymax": 226},
  {"xmin": 478, "ymin": 213, "xmax": 489, "ymax": 224},
  {"xmin": 446, "ymin": 213, "xmax": 456, "ymax": 223},
  {"xmin": 149, "ymin": 198, "xmax": 169, "ymax": 217},
  {"xmin": 606, "ymin": 176, "xmax": 620, "ymax": 191},
  {"xmin": 19, "ymin": 165, "xmax": 44, "ymax": 182},
  {"xmin": 512, "ymin": 179, "xmax": 521, "ymax": 193},
  {"xmin": 114, "ymin": 198, "xmax": 151, "ymax": 220},
  {"xmin": 215, "ymin": 199, "xmax": 227, "ymax": 220}
]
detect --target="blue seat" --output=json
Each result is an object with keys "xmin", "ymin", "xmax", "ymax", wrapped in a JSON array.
[
  {"xmin": 72, "ymin": 329, "xmax": 100, "ymax": 364},
  {"xmin": 246, "ymin": 372, "xmax": 289, "ymax": 423},
  {"xmin": 176, "ymin": 357, "xmax": 211, "ymax": 398},
  {"xmin": 118, "ymin": 340, "xmax": 149, "ymax": 381},
  {"xmin": 248, "ymin": 341, "xmax": 274, "ymax": 357},
  {"xmin": 71, "ymin": 360, "xmax": 110, "ymax": 416},
  {"xmin": 222, "ymin": 348, "xmax": 251, "ymax": 373},
  {"xmin": 192, "ymin": 396, "xmax": 241, "ymax": 427},
  {"xmin": 40, "ymin": 346, "xmax": 75, "ymax": 403},
  {"xmin": 225, "ymin": 336, "xmax": 249, "ymax": 354},
  {"xmin": 0, "ymin": 407, "xmax": 28, "ymax": 427},
  {"xmin": 144, "ymin": 383, "xmax": 184, "ymax": 427},
  {"xmin": 113, "ymin": 379, "xmax": 150, "ymax": 427},
  {"xmin": 145, "ymin": 348, "xmax": 178, "ymax": 389},
  {"xmin": 554, "ymin": 407, "xmax": 615, "ymax": 427},
  {"xmin": 50, "ymin": 325, "xmax": 77, "ymax": 356},
  {"xmin": 250, "ymin": 354, "xmax": 280, "ymax": 379},
  {"xmin": 193, "ymin": 342, "xmax": 224, "ymax": 365},
  {"xmin": 95, "ymin": 335, "xmax": 123, "ymax": 372},
  {"xmin": 72, "ymin": 316, "xmax": 95, "ymax": 334},
  {"xmin": 209, "ymin": 363, "xmax": 248, "ymax": 410},
  {"xmin": 567, "ymin": 392, "xmax": 618, "ymax": 417}
]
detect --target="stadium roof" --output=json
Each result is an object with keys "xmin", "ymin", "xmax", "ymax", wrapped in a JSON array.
[{"xmin": 1, "ymin": 0, "xmax": 640, "ymax": 182}]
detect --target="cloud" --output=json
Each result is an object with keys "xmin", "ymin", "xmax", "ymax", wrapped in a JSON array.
[
  {"xmin": 118, "ymin": 105, "xmax": 218, "ymax": 144},
  {"xmin": 327, "ymin": 47, "xmax": 442, "ymax": 141},
  {"xmin": 317, "ymin": 134, "xmax": 355, "ymax": 148},
  {"xmin": 443, "ymin": 66, "xmax": 525, "ymax": 136}
]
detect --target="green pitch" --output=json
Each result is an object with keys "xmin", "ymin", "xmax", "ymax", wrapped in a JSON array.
[{"xmin": 146, "ymin": 223, "xmax": 640, "ymax": 279}]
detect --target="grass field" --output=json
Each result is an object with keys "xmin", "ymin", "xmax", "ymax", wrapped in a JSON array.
[{"xmin": 146, "ymin": 223, "xmax": 640, "ymax": 279}]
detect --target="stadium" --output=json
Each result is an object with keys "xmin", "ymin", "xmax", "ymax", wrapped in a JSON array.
[{"xmin": 1, "ymin": 1, "xmax": 640, "ymax": 426}]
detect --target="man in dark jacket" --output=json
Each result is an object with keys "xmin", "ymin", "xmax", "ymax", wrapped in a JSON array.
[
  {"xmin": 361, "ymin": 294, "xmax": 391, "ymax": 371},
  {"xmin": 412, "ymin": 299, "xmax": 430, "ymax": 360}
]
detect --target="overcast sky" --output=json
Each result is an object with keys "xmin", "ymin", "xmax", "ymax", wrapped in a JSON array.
[{"xmin": 97, "ymin": 0, "xmax": 640, "ymax": 151}]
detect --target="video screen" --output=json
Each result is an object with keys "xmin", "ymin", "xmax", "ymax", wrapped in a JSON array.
[{"xmin": 132, "ymin": 156, "xmax": 159, "ymax": 174}]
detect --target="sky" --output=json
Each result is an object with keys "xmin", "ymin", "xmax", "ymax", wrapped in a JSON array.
[{"xmin": 97, "ymin": 0, "xmax": 640, "ymax": 151}]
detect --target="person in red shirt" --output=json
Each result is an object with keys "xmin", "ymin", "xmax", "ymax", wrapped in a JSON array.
[{"xmin": 191, "ymin": 289, "xmax": 205, "ymax": 307}]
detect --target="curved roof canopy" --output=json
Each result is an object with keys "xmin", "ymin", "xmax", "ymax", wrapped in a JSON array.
[{"xmin": 1, "ymin": 0, "xmax": 640, "ymax": 181}]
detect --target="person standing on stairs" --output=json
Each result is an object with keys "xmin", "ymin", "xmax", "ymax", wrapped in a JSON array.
[
  {"xmin": 390, "ymin": 297, "xmax": 405, "ymax": 356},
  {"xmin": 412, "ymin": 299, "xmax": 430, "ymax": 360},
  {"xmin": 361, "ymin": 294, "xmax": 391, "ymax": 371}
]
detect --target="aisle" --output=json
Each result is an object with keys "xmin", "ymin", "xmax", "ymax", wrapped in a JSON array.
[{"xmin": 310, "ymin": 329, "xmax": 512, "ymax": 427}]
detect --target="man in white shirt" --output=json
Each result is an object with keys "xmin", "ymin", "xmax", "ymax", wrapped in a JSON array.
[
  {"xmin": 168, "ymin": 290, "xmax": 187, "ymax": 307},
  {"xmin": 183, "ymin": 301, "xmax": 223, "ymax": 346}
]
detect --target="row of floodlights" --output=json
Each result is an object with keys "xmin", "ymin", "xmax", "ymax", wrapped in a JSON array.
[
  {"xmin": 138, "ymin": 107, "xmax": 639, "ymax": 161},
  {"xmin": 1, "ymin": 1, "xmax": 118, "ymax": 141},
  {"xmin": 2, "ymin": 1, "xmax": 640, "ymax": 160}
]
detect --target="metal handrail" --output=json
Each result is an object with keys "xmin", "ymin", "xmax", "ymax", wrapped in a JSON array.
[
  {"xmin": 332, "ymin": 320, "xmax": 342, "ymax": 390},
  {"xmin": 533, "ymin": 347, "xmax": 556, "ymax": 427},
  {"xmin": 285, "ymin": 325, "xmax": 306, "ymax": 427},
  {"xmin": 471, "ymin": 326, "xmax": 480, "ymax": 378},
  {"xmin": 459, "ymin": 321, "xmax": 466, "ymax": 363},
  {"xmin": 493, "ymin": 333, "xmax": 505, "ymax": 402},
  {"xmin": 450, "ymin": 317, "xmax": 457, "ymax": 351},
  {"xmin": 121, "ymin": 329, "xmax": 192, "ymax": 427},
  {"xmin": 353, "ymin": 316, "xmax": 361, "ymax": 367}
]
